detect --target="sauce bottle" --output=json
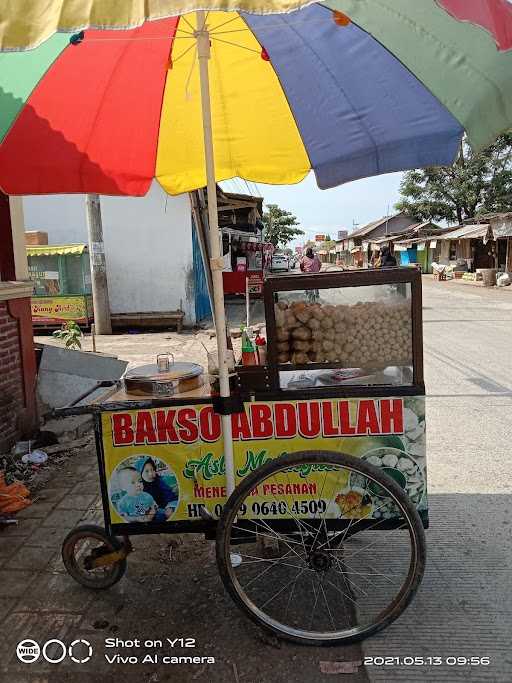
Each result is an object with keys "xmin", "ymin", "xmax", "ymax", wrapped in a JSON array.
[
  {"xmin": 255, "ymin": 334, "xmax": 267, "ymax": 366},
  {"xmin": 241, "ymin": 328, "xmax": 258, "ymax": 366}
]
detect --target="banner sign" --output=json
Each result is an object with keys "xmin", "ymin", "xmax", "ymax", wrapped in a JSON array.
[
  {"xmin": 102, "ymin": 397, "xmax": 427, "ymax": 525},
  {"xmin": 31, "ymin": 295, "xmax": 92, "ymax": 324}
]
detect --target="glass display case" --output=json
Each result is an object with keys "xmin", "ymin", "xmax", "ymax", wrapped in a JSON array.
[{"xmin": 264, "ymin": 268, "xmax": 423, "ymax": 392}]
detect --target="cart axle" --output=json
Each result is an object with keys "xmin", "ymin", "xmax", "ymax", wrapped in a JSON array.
[{"xmin": 84, "ymin": 543, "xmax": 132, "ymax": 570}]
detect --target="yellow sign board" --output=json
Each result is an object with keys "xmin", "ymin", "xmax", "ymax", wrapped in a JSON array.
[
  {"xmin": 101, "ymin": 397, "xmax": 427, "ymax": 525},
  {"xmin": 31, "ymin": 296, "xmax": 92, "ymax": 324}
]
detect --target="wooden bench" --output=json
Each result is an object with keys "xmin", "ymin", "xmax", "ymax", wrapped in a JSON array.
[{"xmin": 110, "ymin": 310, "xmax": 185, "ymax": 333}]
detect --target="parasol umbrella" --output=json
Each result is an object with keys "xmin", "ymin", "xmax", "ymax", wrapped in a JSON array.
[{"xmin": 0, "ymin": 2, "xmax": 511, "ymax": 494}]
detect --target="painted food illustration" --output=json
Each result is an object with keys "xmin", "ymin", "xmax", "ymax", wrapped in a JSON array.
[
  {"xmin": 349, "ymin": 448, "xmax": 425, "ymax": 518},
  {"xmin": 335, "ymin": 489, "xmax": 373, "ymax": 519}
]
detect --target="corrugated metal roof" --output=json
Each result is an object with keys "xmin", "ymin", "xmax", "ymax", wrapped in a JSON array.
[
  {"xmin": 348, "ymin": 213, "xmax": 411, "ymax": 238},
  {"xmin": 438, "ymin": 224, "xmax": 490, "ymax": 240}
]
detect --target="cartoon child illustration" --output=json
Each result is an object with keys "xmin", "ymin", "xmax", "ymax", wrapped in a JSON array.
[
  {"xmin": 116, "ymin": 467, "xmax": 157, "ymax": 523},
  {"xmin": 137, "ymin": 456, "xmax": 179, "ymax": 522}
]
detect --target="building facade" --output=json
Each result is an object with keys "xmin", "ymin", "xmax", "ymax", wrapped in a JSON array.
[
  {"xmin": 22, "ymin": 183, "xmax": 201, "ymax": 324},
  {"xmin": 0, "ymin": 194, "xmax": 38, "ymax": 450}
]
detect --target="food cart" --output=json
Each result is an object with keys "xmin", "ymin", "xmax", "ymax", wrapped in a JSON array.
[
  {"xmin": 59, "ymin": 266, "xmax": 426, "ymax": 645},
  {"xmin": 27, "ymin": 244, "xmax": 93, "ymax": 327},
  {"xmin": 222, "ymin": 228, "xmax": 274, "ymax": 296}
]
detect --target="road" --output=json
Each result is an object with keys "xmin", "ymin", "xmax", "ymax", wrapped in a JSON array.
[{"xmin": 9, "ymin": 276, "xmax": 512, "ymax": 681}]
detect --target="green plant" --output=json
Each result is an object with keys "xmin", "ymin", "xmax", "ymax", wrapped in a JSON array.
[
  {"xmin": 262, "ymin": 203, "xmax": 304, "ymax": 247},
  {"xmin": 53, "ymin": 321, "xmax": 82, "ymax": 350}
]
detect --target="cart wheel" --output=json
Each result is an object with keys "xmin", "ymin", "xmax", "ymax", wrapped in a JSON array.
[
  {"xmin": 216, "ymin": 451, "xmax": 426, "ymax": 646},
  {"xmin": 62, "ymin": 524, "xmax": 127, "ymax": 589}
]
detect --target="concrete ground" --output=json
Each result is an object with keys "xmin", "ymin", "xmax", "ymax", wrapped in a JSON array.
[
  {"xmin": 363, "ymin": 277, "xmax": 512, "ymax": 682},
  {"xmin": 4, "ymin": 276, "xmax": 511, "ymax": 681}
]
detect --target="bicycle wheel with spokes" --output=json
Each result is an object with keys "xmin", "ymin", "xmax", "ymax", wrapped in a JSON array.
[{"xmin": 216, "ymin": 451, "xmax": 426, "ymax": 646}]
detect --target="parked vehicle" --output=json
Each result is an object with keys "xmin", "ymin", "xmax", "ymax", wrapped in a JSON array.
[{"xmin": 270, "ymin": 254, "xmax": 289, "ymax": 272}]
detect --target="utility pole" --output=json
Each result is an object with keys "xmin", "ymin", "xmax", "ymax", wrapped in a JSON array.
[{"xmin": 85, "ymin": 194, "xmax": 112, "ymax": 335}]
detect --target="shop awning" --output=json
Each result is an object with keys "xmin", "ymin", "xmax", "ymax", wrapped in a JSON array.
[
  {"xmin": 26, "ymin": 244, "xmax": 87, "ymax": 257},
  {"xmin": 490, "ymin": 215, "xmax": 512, "ymax": 239}
]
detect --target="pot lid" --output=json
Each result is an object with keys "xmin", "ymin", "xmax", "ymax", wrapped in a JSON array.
[{"xmin": 125, "ymin": 362, "xmax": 203, "ymax": 382}]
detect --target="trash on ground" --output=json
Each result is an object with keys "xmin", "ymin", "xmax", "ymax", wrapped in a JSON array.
[
  {"xmin": 21, "ymin": 450, "xmax": 48, "ymax": 465},
  {"xmin": 0, "ymin": 472, "xmax": 31, "ymax": 513},
  {"xmin": 319, "ymin": 660, "xmax": 362, "ymax": 674}
]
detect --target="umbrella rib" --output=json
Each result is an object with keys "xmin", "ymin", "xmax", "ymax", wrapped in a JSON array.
[
  {"xmin": 172, "ymin": 42, "xmax": 197, "ymax": 64},
  {"xmin": 210, "ymin": 36, "xmax": 260, "ymax": 54},
  {"xmin": 209, "ymin": 15, "xmax": 242, "ymax": 34},
  {"xmin": 211, "ymin": 28, "xmax": 251, "ymax": 36},
  {"xmin": 180, "ymin": 15, "xmax": 196, "ymax": 33}
]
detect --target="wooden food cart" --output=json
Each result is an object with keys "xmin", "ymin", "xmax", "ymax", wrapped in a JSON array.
[{"xmin": 59, "ymin": 267, "xmax": 427, "ymax": 645}]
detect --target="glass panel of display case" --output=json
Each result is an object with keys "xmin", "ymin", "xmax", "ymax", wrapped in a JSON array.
[{"xmin": 273, "ymin": 282, "xmax": 413, "ymax": 388}]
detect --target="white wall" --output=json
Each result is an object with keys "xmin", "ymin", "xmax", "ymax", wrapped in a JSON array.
[
  {"xmin": 100, "ymin": 184, "xmax": 194, "ymax": 321},
  {"xmin": 22, "ymin": 182, "xmax": 195, "ymax": 323}
]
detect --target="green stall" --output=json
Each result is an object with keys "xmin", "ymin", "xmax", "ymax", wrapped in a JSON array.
[{"xmin": 27, "ymin": 244, "xmax": 93, "ymax": 327}]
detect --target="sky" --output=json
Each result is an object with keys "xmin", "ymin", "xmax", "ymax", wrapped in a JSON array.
[{"xmin": 220, "ymin": 171, "xmax": 404, "ymax": 248}]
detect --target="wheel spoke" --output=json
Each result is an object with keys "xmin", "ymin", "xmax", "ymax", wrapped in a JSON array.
[
  {"xmin": 344, "ymin": 523, "xmax": 409, "ymax": 562},
  {"xmin": 253, "ymin": 518, "xmax": 306, "ymax": 564},
  {"xmin": 260, "ymin": 567, "xmax": 309, "ymax": 609},
  {"xmin": 219, "ymin": 453, "xmax": 425, "ymax": 645},
  {"xmin": 332, "ymin": 556, "xmax": 369, "ymax": 597},
  {"xmin": 308, "ymin": 576, "xmax": 322, "ymax": 629},
  {"xmin": 320, "ymin": 580, "xmax": 336, "ymax": 630}
]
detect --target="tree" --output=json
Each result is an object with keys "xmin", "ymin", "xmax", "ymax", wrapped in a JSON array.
[
  {"xmin": 320, "ymin": 239, "xmax": 336, "ymax": 253},
  {"xmin": 395, "ymin": 133, "xmax": 512, "ymax": 224},
  {"xmin": 262, "ymin": 203, "xmax": 304, "ymax": 247}
]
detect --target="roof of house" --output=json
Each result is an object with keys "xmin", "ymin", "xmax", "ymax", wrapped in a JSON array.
[
  {"xmin": 348, "ymin": 214, "xmax": 441, "ymax": 239},
  {"xmin": 461, "ymin": 212, "xmax": 512, "ymax": 238},
  {"xmin": 349, "ymin": 215, "xmax": 398, "ymax": 238},
  {"xmin": 438, "ymin": 224, "xmax": 491, "ymax": 240},
  {"xmin": 370, "ymin": 221, "xmax": 445, "ymax": 246}
]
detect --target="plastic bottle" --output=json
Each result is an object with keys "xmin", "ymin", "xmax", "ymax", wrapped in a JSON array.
[
  {"xmin": 241, "ymin": 328, "xmax": 258, "ymax": 366},
  {"xmin": 255, "ymin": 334, "xmax": 267, "ymax": 365}
]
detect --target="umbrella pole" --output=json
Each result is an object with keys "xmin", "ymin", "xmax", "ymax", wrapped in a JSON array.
[{"xmin": 196, "ymin": 11, "xmax": 236, "ymax": 497}]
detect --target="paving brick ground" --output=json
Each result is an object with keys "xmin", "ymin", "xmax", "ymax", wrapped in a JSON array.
[{"xmin": 0, "ymin": 442, "xmax": 367, "ymax": 682}]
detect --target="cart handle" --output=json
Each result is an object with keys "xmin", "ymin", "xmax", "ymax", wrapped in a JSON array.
[{"xmin": 51, "ymin": 380, "xmax": 118, "ymax": 417}]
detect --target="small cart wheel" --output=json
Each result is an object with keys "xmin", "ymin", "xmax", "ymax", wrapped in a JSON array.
[
  {"xmin": 216, "ymin": 450, "xmax": 426, "ymax": 646},
  {"xmin": 62, "ymin": 524, "xmax": 127, "ymax": 589}
]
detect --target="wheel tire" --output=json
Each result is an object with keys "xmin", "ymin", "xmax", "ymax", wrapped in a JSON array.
[
  {"xmin": 62, "ymin": 524, "xmax": 127, "ymax": 589},
  {"xmin": 216, "ymin": 450, "xmax": 426, "ymax": 646}
]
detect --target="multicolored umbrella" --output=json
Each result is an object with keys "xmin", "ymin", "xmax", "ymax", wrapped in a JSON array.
[
  {"xmin": 1, "ymin": 1, "xmax": 511, "ymax": 497},
  {"xmin": 0, "ymin": 1, "xmax": 511, "ymax": 197}
]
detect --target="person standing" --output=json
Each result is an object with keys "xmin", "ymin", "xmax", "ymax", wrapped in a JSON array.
[
  {"xmin": 300, "ymin": 248, "xmax": 322, "ymax": 273},
  {"xmin": 376, "ymin": 245, "xmax": 397, "ymax": 267},
  {"xmin": 300, "ymin": 248, "xmax": 322, "ymax": 303}
]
